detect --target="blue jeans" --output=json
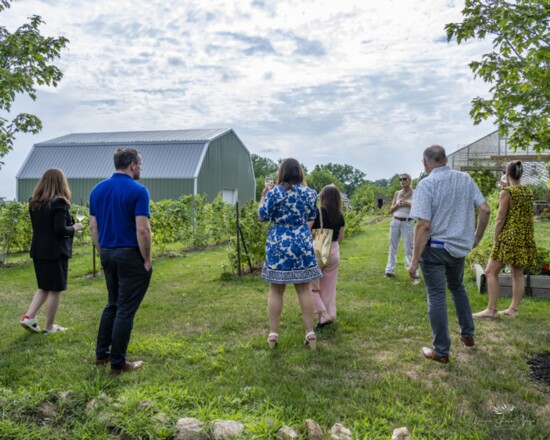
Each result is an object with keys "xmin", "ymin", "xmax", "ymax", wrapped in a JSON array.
[
  {"xmin": 420, "ymin": 247, "xmax": 474, "ymax": 356},
  {"xmin": 96, "ymin": 247, "xmax": 152, "ymax": 369}
]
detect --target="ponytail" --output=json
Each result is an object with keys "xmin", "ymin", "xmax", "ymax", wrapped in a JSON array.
[{"xmin": 506, "ymin": 160, "xmax": 523, "ymax": 180}]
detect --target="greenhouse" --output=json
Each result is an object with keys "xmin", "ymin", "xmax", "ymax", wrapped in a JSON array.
[{"xmin": 447, "ymin": 130, "xmax": 549, "ymax": 185}]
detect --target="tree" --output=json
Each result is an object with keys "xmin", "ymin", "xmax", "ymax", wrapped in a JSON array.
[
  {"xmin": 251, "ymin": 154, "xmax": 278, "ymax": 179},
  {"xmin": 0, "ymin": 0, "xmax": 69, "ymax": 167},
  {"xmin": 446, "ymin": 0, "xmax": 550, "ymax": 153},
  {"xmin": 251, "ymin": 154, "xmax": 278, "ymax": 200},
  {"xmin": 306, "ymin": 169, "xmax": 344, "ymax": 194},
  {"xmin": 469, "ymin": 169, "xmax": 499, "ymax": 197},
  {"xmin": 312, "ymin": 163, "xmax": 366, "ymax": 196}
]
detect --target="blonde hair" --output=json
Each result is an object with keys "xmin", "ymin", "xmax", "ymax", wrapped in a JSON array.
[
  {"xmin": 29, "ymin": 168, "xmax": 71, "ymax": 211},
  {"xmin": 400, "ymin": 173, "xmax": 413, "ymax": 188}
]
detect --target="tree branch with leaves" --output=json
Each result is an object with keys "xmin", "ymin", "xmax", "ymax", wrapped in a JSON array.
[
  {"xmin": 0, "ymin": 0, "xmax": 69, "ymax": 167},
  {"xmin": 446, "ymin": 0, "xmax": 550, "ymax": 153}
]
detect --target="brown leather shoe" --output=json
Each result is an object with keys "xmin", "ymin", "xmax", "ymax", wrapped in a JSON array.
[
  {"xmin": 460, "ymin": 336, "xmax": 475, "ymax": 348},
  {"xmin": 110, "ymin": 360, "xmax": 144, "ymax": 375},
  {"xmin": 421, "ymin": 347, "xmax": 449, "ymax": 364},
  {"xmin": 95, "ymin": 357, "xmax": 110, "ymax": 365}
]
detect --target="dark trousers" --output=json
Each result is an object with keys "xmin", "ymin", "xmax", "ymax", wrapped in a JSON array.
[
  {"xmin": 420, "ymin": 247, "xmax": 474, "ymax": 356},
  {"xmin": 96, "ymin": 248, "xmax": 152, "ymax": 369}
]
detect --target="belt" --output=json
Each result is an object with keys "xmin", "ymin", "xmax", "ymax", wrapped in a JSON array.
[
  {"xmin": 427, "ymin": 239, "xmax": 445, "ymax": 249},
  {"xmin": 394, "ymin": 217, "xmax": 413, "ymax": 221}
]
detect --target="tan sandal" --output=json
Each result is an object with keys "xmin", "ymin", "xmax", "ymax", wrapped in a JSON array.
[
  {"xmin": 267, "ymin": 333, "xmax": 278, "ymax": 349},
  {"xmin": 472, "ymin": 309, "xmax": 499, "ymax": 319},
  {"xmin": 304, "ymin": 331, "xmax": 317, "ymax": 351},
  {"xmin": 499, "ymin": 308, "xmax": 519, "ymax": 317}
]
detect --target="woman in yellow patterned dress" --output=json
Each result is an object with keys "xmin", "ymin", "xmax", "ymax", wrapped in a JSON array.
[{"xmin": 473, "ymin": 161, "xmax": 538, "ymax": 318}]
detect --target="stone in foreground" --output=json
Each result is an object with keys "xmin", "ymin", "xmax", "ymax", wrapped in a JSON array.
[
  {"xmin": 211, "ymin": 420, "xmax": 245, "ymax": 439},
  {"xmin": 392, "ymin": 427, "xmax": 411, "ymax": 440},
  {"xmin": 175, "ymin": 417, "xmax": 206, "ymax": 440},
  {"xmin": 278, "ymin": 426, "xmax": 300, "ymax": 440},
  {"xmin": 331, "ymin": 423, "xmax": 352, "ymax": 440},
  {"xmin": 305, "ymin": 419, "xmax": 324, "ymax": 440}
]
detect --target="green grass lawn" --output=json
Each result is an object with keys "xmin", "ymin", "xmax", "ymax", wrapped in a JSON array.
[{"xmin": 1, "ymin": 218, "xmax": 549, "ymax": 439}]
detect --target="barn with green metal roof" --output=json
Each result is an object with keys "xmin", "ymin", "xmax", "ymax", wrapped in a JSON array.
[{"xmin": 16, "ymin": 129, "xmax": 256, "ymax": 205}]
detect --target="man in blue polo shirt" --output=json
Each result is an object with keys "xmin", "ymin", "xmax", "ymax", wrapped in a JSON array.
[
  {"xmin": 89, "ymin": 147, "xmax": 152, "ymax": 375},
  {"xmin": 408, "ymin": 145, "xmax": 490, "ymax": 364}
]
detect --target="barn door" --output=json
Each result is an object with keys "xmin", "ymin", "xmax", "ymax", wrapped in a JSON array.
[{"xmin": 222, "ymin": 188, "xmax": 238, "ymax": 204}]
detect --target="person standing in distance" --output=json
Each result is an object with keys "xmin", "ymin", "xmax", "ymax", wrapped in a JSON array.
[
  {"xmin": 384, "ymin": 173, "xmax": 416, "ymax": 281},
  {"xmin": 89, "ymin": 148, "xmax": 152, "ymax": 375},
  {"xmin": 408, "ymin": 145, "xmax": 490, "ymax": 364}
]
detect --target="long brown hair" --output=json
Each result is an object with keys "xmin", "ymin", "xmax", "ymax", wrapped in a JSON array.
[
  {"xmin": 29, "ymin": 168, "xmax": 71, "ymax": 211},
  {"xmin": 319, "ymin": 184, "xmax": 343, "ymax": 225},
  {"xmin": 276, "ymin": 158, "xmax": 305, "ymax": 190}
]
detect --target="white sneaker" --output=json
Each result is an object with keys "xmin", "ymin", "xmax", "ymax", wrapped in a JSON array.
[
  {"xmin": 43, "ymin": 324, "xmax": 68, "ymax": 335},
  {"xmin": 20, "ymin": 316, "xmax": 41, "ymax": 333},
  {"xmin": 412, "ymin": 278, "xmax": 421, "ymax": 285}
]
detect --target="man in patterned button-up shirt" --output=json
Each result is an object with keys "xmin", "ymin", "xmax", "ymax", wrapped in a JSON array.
[{"xmin": 408, "ymin": 145, "xmax": 490, "ymax": 364}]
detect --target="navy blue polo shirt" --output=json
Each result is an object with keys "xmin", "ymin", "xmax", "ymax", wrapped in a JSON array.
[{"xmin": 89, "ymin": 173, "xmax": 150, "ymax": 248}]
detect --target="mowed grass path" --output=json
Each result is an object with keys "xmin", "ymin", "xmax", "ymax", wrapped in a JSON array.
[{"xmin": 1, "ymin": 218, "xmax": 549, "ymax": 439}]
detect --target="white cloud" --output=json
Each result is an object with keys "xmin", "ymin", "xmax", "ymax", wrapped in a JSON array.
[{"xmin": 0, "ymin": 0, "xmax": 495, "ymax": 199}]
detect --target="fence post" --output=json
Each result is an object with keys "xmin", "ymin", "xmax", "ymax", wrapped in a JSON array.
[
  {"xmin": 93, "ymin": 245, "xmax": 97, "ymax": 277},
  {"xmin": 236, "ymin": 202, "xmax": 241, "ymax": 276}
]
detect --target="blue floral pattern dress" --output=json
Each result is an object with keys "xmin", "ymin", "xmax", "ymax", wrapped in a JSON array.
[{"xmin": 258, "ymin": 184, "xmax": 322, "ymax": 284}]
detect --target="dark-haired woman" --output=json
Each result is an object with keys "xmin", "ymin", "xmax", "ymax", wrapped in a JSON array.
[
  {"xmin": 309, "ymin": 184, "xmax": 345, "ymax": 329},
  {"xmin": 20, "ymin": 169, "xmax": 82, "ymax": 334},
  {"xmin": 473, "ymin": 161, "xmax": 537, "ymax": 319},
  {"xmin": 258, "ymin": 158, "xmax": 322, "ymax": 350}
]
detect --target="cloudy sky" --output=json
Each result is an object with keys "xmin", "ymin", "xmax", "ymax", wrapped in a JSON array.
[{"xmin": 1, "ymin": 0, "xmax": 495, "ymax": 199}]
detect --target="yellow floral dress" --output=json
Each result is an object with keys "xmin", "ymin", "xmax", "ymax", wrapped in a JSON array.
[{"xmin": 491, "ymin": 185, "xmax": 538, "ymax": 267}]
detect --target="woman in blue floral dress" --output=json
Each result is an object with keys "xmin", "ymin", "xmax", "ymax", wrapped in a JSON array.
[{"xmin": 258, "ymin": 158, "xmax": 322, "ymax": 350}]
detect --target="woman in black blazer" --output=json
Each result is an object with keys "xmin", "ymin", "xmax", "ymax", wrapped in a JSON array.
[{"xmin": 20, "ymin": 169, "xmax": 82, "ymax": 334}]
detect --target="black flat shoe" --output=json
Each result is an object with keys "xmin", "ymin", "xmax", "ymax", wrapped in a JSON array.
[{"xmin": 315, "ymin": 320, "xmax": 334, "ymax": 330}]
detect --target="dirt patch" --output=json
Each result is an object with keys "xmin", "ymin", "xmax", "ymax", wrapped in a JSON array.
[
  {"xmin": 367, "ymin": 216, "xmax": 386, "ymax": 225},
  {"xmin": 0, "ymin": 260, "xmax": 31, "ymax": 268},
  {"xmin": 79, "ymin": 272, "xmax": 104, "ymax": 280},
  {"xmin": 527, "ymin": 352, "xmax": 550, "ymax": 387}
]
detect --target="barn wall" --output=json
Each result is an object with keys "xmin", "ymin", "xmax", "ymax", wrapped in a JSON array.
[
  {"xmin": 197, "ymin": 132, "xmax": 255, "ymax": 203},
  {"xmin": 17, "ymin": 178, "xmax": 195, "ymax": 204}
]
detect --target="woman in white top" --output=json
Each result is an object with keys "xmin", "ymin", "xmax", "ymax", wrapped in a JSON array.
[{"xmin": 385, "ymin": 173, "xmax": 418, "ymax": 282}]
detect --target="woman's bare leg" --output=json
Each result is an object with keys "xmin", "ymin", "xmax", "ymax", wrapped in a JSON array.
[
  {"xmin": 485, "ymin": 258, "xmax": 503, "ymax": 312},
  {"xmin": 25, "ymin": 289, "xmax": 49, "ymax": 318},
  {"xmin": 294, "ymin": 282, "xmax": 314, "ymax": 334},
  {"xmin": 44, "ymin": 291, "xmax": 62, "ymax": 331},
  {"xmin": 506, "ymin": 265, "xmax": 524, "ymax": 315},
  {"xmin": 268, "ymin": 283, "xmax": 285, "ymax": 334}
]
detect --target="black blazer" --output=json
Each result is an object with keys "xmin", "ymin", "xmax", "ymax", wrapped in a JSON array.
[{"xmin": 29, "ymin": 198, "xmax": 75, "ymax": 260}]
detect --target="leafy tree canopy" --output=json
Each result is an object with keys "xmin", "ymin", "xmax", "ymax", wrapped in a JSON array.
[
  {"xmin": 0, "ymin": 0, "xmax": 69, "ymax": 167},
  {"xmin": 446, "ymin": 0, "xmax": 550, "ymax": 153},
  {"xmin": 306, "ymin": 168, "xmax": 344, "ymax": 194},
  {"xmin": 251, "ymin": 154, "xmax": 278, "ymax": 179},
  {"xmin": 312, "ymin": 163, "xmax": 366, "ymax": 196},
  {"xmin": 373, "ymin": 178, "xmax": 391, "ymax": 188},
  {"xmin": 469, "ymin": 169, "xmax": 499, "ymax": 197}
]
